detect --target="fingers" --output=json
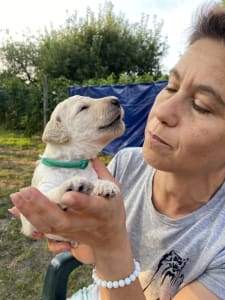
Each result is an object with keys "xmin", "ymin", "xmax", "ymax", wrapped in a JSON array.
[
  {"xmin": 31, "ymin": 230, "xmax": 44, "ymax": 240},
  {"xmin": 47, "ymin": 239, "xmax": 71, "ymax": 253},
  {"xmin": 47, "ymin": 239, "xmax": 96, "ymax": 264},
  {"xmin": 9, "ymin": 204, "xmax": 43, "ymax": 239},
  {"xmin": 61, "ymin": 190, "xmax": 106, "ymax": 213},
  {"xmin": 10, "ymin": 187, "xmax": 102, "ymax": 236},
  {"xmin": 8, "ymin": 206, "xmax": 21, "ymax": 219},
  {"xmin": 92, "ymin": 158, "xmax": 116, "ymax": 182},
  {"xmin": 10, "ymin": 187, "xmax": 67, "ymax": 233}
]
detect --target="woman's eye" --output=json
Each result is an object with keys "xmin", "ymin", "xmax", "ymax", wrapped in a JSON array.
[
  {"xmin": 165, "ymin": 86, "xmax": 177, "ymax": 93},
  {"xmin": 192, "ymin": 100, "xmax": 211, "ymax": 114}
]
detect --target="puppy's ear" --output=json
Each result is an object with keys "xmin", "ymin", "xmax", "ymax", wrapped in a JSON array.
[{"xmin": 42, "ymin": 116, "xmax": 71, "ymax": 144}]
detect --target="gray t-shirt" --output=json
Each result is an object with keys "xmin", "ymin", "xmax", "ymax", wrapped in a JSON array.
[{"xmin": 108, "ymin": 147, "xmax": 225, "ymax": 300}]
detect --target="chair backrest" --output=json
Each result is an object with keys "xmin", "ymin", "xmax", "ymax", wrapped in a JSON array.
[{"xmin": 42, "ymin": 252, "xmax": 82, "ymax": 300}]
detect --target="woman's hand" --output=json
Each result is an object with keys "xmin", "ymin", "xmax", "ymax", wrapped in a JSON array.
[
  {"xmin": 9, "ymin": 204, "xmax": 95, "ymax": 262},
  {"xmin": 8, "ymin": 206, "xmax": 44, "ymax": 240},
  {"xmin": 10, "ymin": 158, "xmax": 127, "ymax": 263},
  {"xmin": 47, "ymin": 239, "xmax": 96, "ymax": 263}
]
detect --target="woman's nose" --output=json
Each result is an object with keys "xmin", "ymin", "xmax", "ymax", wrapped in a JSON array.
[{"xmin": 152, "ymin": 96, "xmax": 181, "ymax": 127}]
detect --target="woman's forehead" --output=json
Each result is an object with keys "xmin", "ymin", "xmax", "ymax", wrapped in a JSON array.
[{"xmin": 173, "ymin": 38, "xmax": 225, "ymax": 92}]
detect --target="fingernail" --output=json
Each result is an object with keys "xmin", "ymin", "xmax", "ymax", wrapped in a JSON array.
[
  {"xmin": 10, "ymin": 193, "xmax": 22, "ymax": 206},
  {"xmin": 10, "ymin": 193, "xmax": 16, "ymax": 198},
  {"xmin": 20, "ymin": 187, "xmax": 31, "ymax": 192},
  {"xmin": 8, "ymin": 209, "xmax": 16, "ymax": 218}
]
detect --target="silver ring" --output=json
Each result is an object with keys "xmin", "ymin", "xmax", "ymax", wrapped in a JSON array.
[{"xmin": 70, "ymin": 240, "xmax": 80, "ymax": 248}]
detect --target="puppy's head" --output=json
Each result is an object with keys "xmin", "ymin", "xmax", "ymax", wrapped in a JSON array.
[{"xmin": 42, "ymin": 95, "xmax": 125, "ymax": 152}]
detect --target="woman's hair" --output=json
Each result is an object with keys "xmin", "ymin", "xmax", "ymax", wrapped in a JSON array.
[{"xmin": 188, "ymin": 4, "xmax": 225, "ymax": 46}]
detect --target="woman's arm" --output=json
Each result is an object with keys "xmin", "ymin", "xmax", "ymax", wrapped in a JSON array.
[
  {"xmin": 93, "ymin": 232, "xmax": 145, "ymax": 300},
  {"xmin": 173, "ymin": 280, "xmax": 220, "ymax": 300},
  {"xmin": 10, "ymin": 159, "xmax": 146, "ymax": 299}
]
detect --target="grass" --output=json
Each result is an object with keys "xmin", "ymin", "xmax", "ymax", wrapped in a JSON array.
[{"xmin": 0, "ymin": 129, "xmax": 111, "ymax": 299}]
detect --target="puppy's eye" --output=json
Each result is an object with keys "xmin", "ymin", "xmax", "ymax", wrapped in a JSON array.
[{"xmin": 79, "ymin": 106, "xmax": 89, "ymax": 112}]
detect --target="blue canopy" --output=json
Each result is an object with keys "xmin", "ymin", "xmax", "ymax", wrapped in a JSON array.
[{"xmin": 68, "ymin": 81, "xmax": 167, "ymax": 155}]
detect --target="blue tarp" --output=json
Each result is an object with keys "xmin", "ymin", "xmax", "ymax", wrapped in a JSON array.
[{"xmin": 68, "ymin": 81, "xmax": 167, "ymax": 155}]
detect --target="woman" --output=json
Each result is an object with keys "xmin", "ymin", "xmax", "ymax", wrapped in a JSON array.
[{"xmin": 10, "ymin": 4, "xmax": 225, "ymax": 300}]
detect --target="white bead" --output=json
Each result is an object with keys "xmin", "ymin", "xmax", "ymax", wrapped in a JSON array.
[
  {"xmin": 112, "ymin": 281, "xmax": 119, "ymax": 288},
  {"xmin": 106, "ymin": 281, "xmax": 113, "ymax": 289},
  {"xmin": 92, "ymin": 259, "xmax": 141, "ymax": 289},
  {"xmin": 118, "ymin": 279, "xmax": 126, "ymax": 287},
  {"xmin": 135, "ymin": 262, "xmax": 140, "ymax": 272},
  {"xmin": 130, "ymin": 273, "xmax": 136, "ymax": 282},
  {"xmin": 101, "ymin": 281, "xmax": 107, "ymax": 288},
  {"xmin": 125, "ymin": 277, "xmax": 131, "ymax": 285}
]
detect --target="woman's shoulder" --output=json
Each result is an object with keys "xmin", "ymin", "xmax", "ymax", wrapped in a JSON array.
[
  {"xmin": 109, "ymin": 147, "xmax": 145, "ymax": 170},
  {"xmin": 114, "ymin": 147, "xmax": 143, "ymax": 162},
  {"xmin": 108, "ymin": 147, "xmax": 154, "ymax": 180}
]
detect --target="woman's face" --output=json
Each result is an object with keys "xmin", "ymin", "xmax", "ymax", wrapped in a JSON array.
[{"xmin": 143, "ymin": 38, "xmax": 225, "ymax": 176}]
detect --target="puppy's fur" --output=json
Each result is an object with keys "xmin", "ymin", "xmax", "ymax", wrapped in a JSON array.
[{"xmin": 20, "ymin": 95, "xmax": 125, "ymax": 243}]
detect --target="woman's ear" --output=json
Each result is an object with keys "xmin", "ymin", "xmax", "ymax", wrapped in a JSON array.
[{"xmin": 42, "ymin": 115, "xmax": 71, "ymax": 144}]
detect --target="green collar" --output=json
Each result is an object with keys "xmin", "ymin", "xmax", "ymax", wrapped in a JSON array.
[{"xmin": 41, "ymin": 157, "xmax": 89, "ymax": 169}]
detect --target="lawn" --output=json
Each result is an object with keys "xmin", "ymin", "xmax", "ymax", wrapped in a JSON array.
[{"xmin": 0, "ymin": 129, "xmax": 111, "ymax": 299}]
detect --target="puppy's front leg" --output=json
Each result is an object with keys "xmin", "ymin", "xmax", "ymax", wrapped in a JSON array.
[{"xmin": 46, "ymin": 175, "xmax": 94, "ymax": 205}]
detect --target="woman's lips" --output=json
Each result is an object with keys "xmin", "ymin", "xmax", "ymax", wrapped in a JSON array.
[{"xmin": 148, "ymin": 132, "xmax": 171, "ymax": 148}]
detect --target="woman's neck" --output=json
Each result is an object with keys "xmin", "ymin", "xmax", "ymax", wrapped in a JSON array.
[{"xmin": 152, "ymin": 169, "xmax": 225, "ymax": 219}]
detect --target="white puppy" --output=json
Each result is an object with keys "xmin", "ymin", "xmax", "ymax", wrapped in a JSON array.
[{"xmin": 20, "ymin": 95, "xmax": 125, "ymax": 243}]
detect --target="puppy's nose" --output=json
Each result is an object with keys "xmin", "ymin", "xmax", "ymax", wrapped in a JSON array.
[{"xmin": 111, "ymin": 98, "xmax": 120, "ymax": 107}]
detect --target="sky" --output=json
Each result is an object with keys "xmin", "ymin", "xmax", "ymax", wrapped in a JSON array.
[{"xmin": 0, "ymin": 0, "xmax": 217, "ymax": 72}]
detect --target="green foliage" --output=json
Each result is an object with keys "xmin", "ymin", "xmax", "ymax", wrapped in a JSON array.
[
  {"xmin": 0, "ymin": 74, "xmax": 43, "ymax": 135},
  {"xmin": 0, "ymin": 33, "xmax": 39, "ymax": 83},
  {"xmin": 38, "ymin": 1, "xmax": 168, "ymax": 82},
  {"xmin": 0, "ymin": 74, "xmax": 73, "ymax": 135}
]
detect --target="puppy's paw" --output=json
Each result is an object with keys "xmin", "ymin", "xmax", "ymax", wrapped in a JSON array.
[
  {"xmin": 93, "ymin": 180, "xmax": 120, "ymax": 198},
  {"xmin": 48, "ymin": 177, "xmax": 94, "ymax": 210},
  {"xmin": 65, "ymin": 176, "xmax": 94, "ymax": 194}
]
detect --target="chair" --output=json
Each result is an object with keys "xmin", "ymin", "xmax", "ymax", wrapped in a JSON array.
[{"xmin": 42, "ymin": 252, "xmax": 82, "ymax": 300}]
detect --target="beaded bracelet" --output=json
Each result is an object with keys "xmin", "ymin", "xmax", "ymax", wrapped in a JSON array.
[{"xmin": 92, "ymin": 259, "xmax": 141, "ymax": 289}]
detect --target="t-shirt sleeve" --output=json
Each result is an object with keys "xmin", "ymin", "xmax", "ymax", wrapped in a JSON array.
[{"xmin": 198, "ymin": 248, "xmax": 225, "ymax": 299}]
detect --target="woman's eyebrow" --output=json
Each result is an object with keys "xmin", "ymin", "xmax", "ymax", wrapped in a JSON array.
[{"xmin": 169, "ymin": 68, "xmax": 180, "ymax": 80}]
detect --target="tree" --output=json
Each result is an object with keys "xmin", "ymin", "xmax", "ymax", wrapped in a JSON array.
[
  {"xmin": 0, "ymin": 33, "xmax": 39, "ymax": 84},
  {"xmin": 38, "ymin": 1, "xmax": 168, "ymax": 82},
  {"xmin": 0, "ymin": 1, "xmax": 168, "ymax": 83}
]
